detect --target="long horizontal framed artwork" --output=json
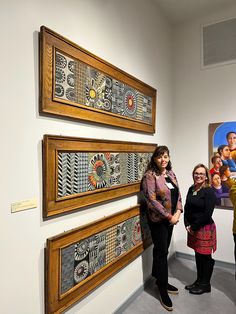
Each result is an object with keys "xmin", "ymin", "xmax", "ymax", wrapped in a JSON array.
[
  {"xmin": 43, "ymin": 135, "xmax": 156, "ymax": 218},
  {"xmin": 45, "ymin": 205, "xmax": 152, "ymax": 314},
  {"xmin": 40, "ymin": 26, "xmax": 156, "ymax": 133}
]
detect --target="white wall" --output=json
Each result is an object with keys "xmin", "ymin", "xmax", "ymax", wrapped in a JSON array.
[
  {"xmin": 172, "ymin": 4, "xmax": 236, "ymax": 263},
  {"xmin": 0, "ymin": 1, "xmax": 174, "ymax": 313}
]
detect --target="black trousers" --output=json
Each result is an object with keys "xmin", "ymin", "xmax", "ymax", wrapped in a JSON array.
[{"xmin": 148, "ymin": 219, "xmax": 173, "ymax": 291}]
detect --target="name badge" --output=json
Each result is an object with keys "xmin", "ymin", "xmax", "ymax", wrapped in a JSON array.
[{"xmin": 166, "ymin": 182, "xmax": 174, "ymax": 189}]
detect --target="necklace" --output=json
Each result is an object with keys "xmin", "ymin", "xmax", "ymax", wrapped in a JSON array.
[{"xmin": 192, "ymin": 185, "xmax": 203, "ymax": 196}]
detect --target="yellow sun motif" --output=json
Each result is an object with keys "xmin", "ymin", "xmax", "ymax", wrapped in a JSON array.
[{"xmin": 89, "ymin": 89, "xmax": 96, "ymax": 99}]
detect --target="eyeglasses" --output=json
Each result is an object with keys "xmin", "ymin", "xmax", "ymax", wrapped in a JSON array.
[{"xmin": 194, "ymin": 172, "xmax": 206, "ymax": 177}]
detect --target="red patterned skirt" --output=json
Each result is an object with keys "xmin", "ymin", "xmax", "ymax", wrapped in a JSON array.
[{"xmin": 187, "ymin": 223, "xmax": 217, "ymax": 255}]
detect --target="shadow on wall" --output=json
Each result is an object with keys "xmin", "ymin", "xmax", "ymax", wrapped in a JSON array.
[{"xmin": 138, "ymin": 191, "xmax": 153, "ymax": 281}]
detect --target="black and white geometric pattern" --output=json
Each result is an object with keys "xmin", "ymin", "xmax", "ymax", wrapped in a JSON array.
[
  {"xmin": 60, "ymin": 215, "xmax": 146, "ymax": 294},
  {"xmin": 74, "ymin": 260, "xmax": 89, "ymax": 283},
  {"xmin": 127, "ymin": 153, "xmax": 139, "ymax": 183},
  {"xmin": 111, "ymin": 80, "xmax": 125, "ymax": 115},
  {"xmin": 55, "ymin": 51, "xmax": 75, "ymax": 101},
  {"xmin": 58, "ymin": 152, "xmax": 88, "ymax": 197},
  {"xmin": 105, "ymin": 226, "xmax": 116, "ymax": 264},
  {"xmin": 57, "ymin": 151, "xmax": 150, "ymax": 198},
  {"xmin": 109, "ymin": 153, "xmax": 121, "ymax": 186},
  {"xmin": 74, "ymin": 239, "xmax": 89, "ymax": 261},
  {"xmin": 142, "ymin": 96, "xmax": 152, "ymax": 123},
  {"xmin": 54, "ymin": 51, "xmax": 153, "ymax": 124},
  {"xmin": 115, "ymin": 221, "xmax": 127, "ymax": 257},
  {"xmin": 89, "ymin": 231, "xmax": 106, "ymax": 274},
  {"xmin": 123, "ymin": 218, "xmax": 133, "ymax": 252},
  {"xmin": 118, "ymin": 153, "xmax": 129, "ymax": 185}
]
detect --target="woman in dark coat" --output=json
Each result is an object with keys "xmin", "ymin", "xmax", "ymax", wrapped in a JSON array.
[{"xmin": 184, "ymin": 163, "xmax": 217, "ymax": 294}]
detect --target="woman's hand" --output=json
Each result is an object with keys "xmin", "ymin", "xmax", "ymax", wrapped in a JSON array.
[
  {"xmin": 170, "ymin": 210, "xmax": 181, "ymax": 225},
  {"xmin": 175, "ymin": 209, "xmax": 181, "ymax": 220},
  {"xmin": 170, "ymin": 213, "xmax": 179, "ymax": 225}
]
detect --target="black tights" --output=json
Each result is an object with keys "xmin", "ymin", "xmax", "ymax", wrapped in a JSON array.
[
  {"xmin": 195, "ymin": 251, "xmax": 213, "ymax": 262},
  {"xmin": 195, "ymin": 251, "xmax": 214, "ymax": 284}
]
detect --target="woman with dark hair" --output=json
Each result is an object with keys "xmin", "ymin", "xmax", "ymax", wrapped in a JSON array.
[
  {"xmin": 184, "ymin": 164, "xmax": 217, "ymax": 295},
  {"xmin": 142, "ymin": 146, "xmax": 182, "ymax": 311}
]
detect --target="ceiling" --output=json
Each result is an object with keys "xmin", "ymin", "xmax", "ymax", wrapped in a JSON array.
[{"xmin": 155, "ymin": 0, "xmax": 236, "ymax": 24}]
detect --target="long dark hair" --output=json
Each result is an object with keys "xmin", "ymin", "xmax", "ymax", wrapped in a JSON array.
[{"xmin": 147, "ymin": 145, "xmax": 172, "ymax": 174}]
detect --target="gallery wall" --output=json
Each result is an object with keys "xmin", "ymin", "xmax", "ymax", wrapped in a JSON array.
[
  {"xmin": 172, "ymin": 4, "xmax": 236, "ymax": 264},
  {"xmin": 0, "ymin": 1, "xmax": 174, "ymax": 313}
]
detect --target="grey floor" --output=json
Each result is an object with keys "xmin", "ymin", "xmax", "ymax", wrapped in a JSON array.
[{"xmin": 121, "ymin": 257, "xmax": 236, "ymax": 313}]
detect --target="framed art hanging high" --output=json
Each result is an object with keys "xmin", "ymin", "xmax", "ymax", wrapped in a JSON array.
[{"xmin": 40, "ymin": 26, "xmax": 156, "ymax": 133}]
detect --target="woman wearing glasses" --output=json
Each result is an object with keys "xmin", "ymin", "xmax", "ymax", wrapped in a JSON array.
[
  {"xmin": 184, "ymin": 164, "xmax": 216, "ymax": 295},
  {"xmin": 142, "ymin": 146, "xmax": 182, "ymax": 311}
]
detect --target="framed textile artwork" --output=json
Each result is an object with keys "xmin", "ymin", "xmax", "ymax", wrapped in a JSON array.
[
  {"xmin": 45, "ymin": 205, "xmax": 152, "ymax": 314},
  {"xmin": 209, "ymin": 121, "xmax": 236, "ymax": 208},
  {"xmin": 43, "ymin": 134, "xmax": 156, "ymax": 218},
  {"xmin": 39, "ymin": 26, "xmax": 156, "ymax": 133}
]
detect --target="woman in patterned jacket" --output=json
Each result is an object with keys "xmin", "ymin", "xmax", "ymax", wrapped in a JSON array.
[{"xmin": 142, "ymin": 146, "xmax": 182, "ymax": 311}]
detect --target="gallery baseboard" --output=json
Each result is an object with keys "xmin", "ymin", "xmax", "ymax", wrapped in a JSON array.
[{"xmin": 175, "ymin": 251, "xmax": 235, "ymax": 270}]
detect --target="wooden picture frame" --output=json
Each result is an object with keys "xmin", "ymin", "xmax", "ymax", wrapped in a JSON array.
[
  {"xmin": 45, "ymin": 205, "xmax": 152, "ymax": 314},
  {"xmin": 43, "ymin": 134, "xmax": 156, "ymax": 218},
  {"xmin": 39, "ymin": 26, "xmax": 156, "ymax": 133}
]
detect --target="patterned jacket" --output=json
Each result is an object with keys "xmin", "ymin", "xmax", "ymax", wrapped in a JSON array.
[{"xmin": 142, "ymin": 169, "xmax": 183, "ymax": 222}]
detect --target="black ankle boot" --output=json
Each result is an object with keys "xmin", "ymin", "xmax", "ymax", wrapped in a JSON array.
[
  {"xmin": 189, "ymin": 283, "xmax": 211, "ymax": 294},
  {"xmin": 185, "ymin": 280, "xmax": 199, "ymax": 290},
  {"xmin": 189, "ymin": 257, "xmax": 214, "ymax": 295}
]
